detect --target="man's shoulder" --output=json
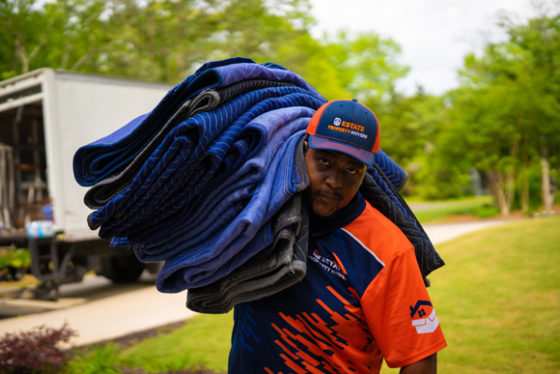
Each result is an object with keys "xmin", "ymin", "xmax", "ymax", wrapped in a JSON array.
[{"xmin": 342, "ymin": 200, "xmax": 413, "ymax": 262}]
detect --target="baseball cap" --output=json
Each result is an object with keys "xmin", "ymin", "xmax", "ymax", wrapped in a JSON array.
[{"xmin": 306, "ymin": 100, "xmax": 380, "ymax": 166}]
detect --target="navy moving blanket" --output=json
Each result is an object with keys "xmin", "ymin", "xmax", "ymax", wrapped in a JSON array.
[
  {"xmin": 72, "ymin": 57, "xmax": 442, "ymax": 313},
  {"xmin": 83, "ymin": 79, "xmax": 298, "ymax": 209},
  {"xmin": 73, "ymin": 58, "xmax": 322, "ymax": 186}
]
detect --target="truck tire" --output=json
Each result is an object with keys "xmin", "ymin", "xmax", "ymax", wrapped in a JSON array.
[{"xmin": 100, "ymin": 252, "xmax": 145, "ymax": 283}]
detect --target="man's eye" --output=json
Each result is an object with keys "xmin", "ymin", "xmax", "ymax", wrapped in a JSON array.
[
  {"xmin": 319, "ymin": 158, "xmax": 330, "ymax": 166},
  {"xmin": 346, "ymin": 168, "xmax": 358, "ymax": 175}
]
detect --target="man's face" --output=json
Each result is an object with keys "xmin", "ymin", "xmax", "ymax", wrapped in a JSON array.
[{"xmin": 304, "ymin": 143, "xmax": 367, "ymax": 217}]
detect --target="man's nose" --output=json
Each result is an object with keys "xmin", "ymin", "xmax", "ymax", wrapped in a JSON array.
[{"xmin": 325, "ymin": 170, "xmax": 342, "ymax": 189}]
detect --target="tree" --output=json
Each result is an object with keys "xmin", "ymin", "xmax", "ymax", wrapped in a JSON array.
[
  {"xmin": 505, "ymin": 14, "xmax": 560, "ymax": 212},
  {"xmin": 438, "ymin": 11, "xmax": 560, "ymax": 214},
  {"xmin": 0, "ymin": 0, "xmax": 110, "ymax": 79},
  {"xmin": 318, "ymin": 31, "xmax": 409, "ymax": 105},
  {"xmin": 377, "ymin": 91, "xmax": 449, "ymax": 197}
]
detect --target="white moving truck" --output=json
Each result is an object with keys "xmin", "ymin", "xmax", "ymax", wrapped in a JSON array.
[{"xmin": 0, "ymin": 69, "xmax": 170, "ymax": 298}]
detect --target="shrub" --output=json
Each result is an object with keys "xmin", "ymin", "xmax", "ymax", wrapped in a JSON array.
[
  {"xmin": 0, "ymin": 323, "xmax": 77, "ymax": 373},
  {"xmin": 0, "ymin": 247, "xmax": 31, "ymax": 281}
]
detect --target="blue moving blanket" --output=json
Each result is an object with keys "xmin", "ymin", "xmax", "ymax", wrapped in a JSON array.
[
  {"xmin": 72, "ymin": 57, "xmax": 441, "ymax": 312},
  {"xmin": 154, "ymin": 128, "xmax": 308, "ymax": 292},
  {"xmin": 187, "ymin": 190, "xmax": 309, "ymax": 314},
  {"xmin": 83, "ymin": 79, "xmax": 298, "ymax": 209},
  {"xmin": 89, "ymin": 89, "xmax": 323, "ymax": 238},
  {"xmin": 73, "ymin": 57, "xmax": 323, "ymax": 186}
]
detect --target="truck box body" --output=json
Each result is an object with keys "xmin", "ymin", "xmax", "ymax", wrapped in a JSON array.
[
  {"xmin": 0, "ymin": 69, "xmax": 170, "ymax": 291},
  {"xmin": 0, "ymin": 68, "xmax": 170, "ymax": 236}
]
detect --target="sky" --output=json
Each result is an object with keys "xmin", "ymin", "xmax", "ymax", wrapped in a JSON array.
[{"xmin": 308, "ymin": 0, "xmax": 540, "ymax": 95}]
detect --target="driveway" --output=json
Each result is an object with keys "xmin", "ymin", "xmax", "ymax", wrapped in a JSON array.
[{"xmin": 0, "ymin": 218, "xmax": 517, "ymax": 348}]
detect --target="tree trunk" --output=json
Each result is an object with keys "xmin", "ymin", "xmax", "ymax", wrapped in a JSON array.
[
  {"xmin": 520, "ymin": 168, "xmax": 529, "ymax": 213},
  {"xmin": 504, "ymin": 139, "xmax": 519, "ymax": 213},
  {"xmin": 541, "ymin": 156, "xmax": 553, "ymax": 213},
  {"xmin": 519, "ymin": 145, "xmax": 530, "ymax": 213},
  {"xmin": 486, "ymin": 171, "xmax": 510, "ymax": 215}
]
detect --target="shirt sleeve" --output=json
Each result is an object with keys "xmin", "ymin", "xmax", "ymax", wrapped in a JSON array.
[{"xmin": 361, "ymin": 247, "xmax": 447, "ymax": 368}]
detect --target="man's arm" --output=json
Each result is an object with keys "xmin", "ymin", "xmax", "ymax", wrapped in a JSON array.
[{"xmin": 400, "ymin": 354, "xmax": 437, "ymax": 374}]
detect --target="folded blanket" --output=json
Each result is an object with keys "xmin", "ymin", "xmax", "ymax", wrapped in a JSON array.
[
  {"xmin": 371, "ymin": 150, "xmax": 408, "ymax": 190},
  {"xmin": 73, "ymin": 57, "xmax": 323, "ymax": 186},
  {"xmin": 71, "ymin": 58, "xmax": 441, "ymax": 312},
  {"xmin": 155, "ymin": 130, "xmax": 307, "ymax": 292},
  {"xmin": 185, "ymin": 135, "xmax": 442, "ymax": 313},
  {"xmin": 132, "ymin": 110, "xmax": 313, "ymax": 260},
  {"xmin": 89, "ymin": 87, "xmax": 323, "ymax": 236},
  {"xmin": 83, "ymin": 79, "xmax": 298, "ymax": 209},
  {"xmin": 360, "ymin": 168, "xmax": 444, "ymax": 280},
  {"xmin": 186, "ymin": 137, "xmax": 310, "ymax": 313},
  {"xmin": 186, "ymin": 191, "xmax": 309, "ymax": 314}
]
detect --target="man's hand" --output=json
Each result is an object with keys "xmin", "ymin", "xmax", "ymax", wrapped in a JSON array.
[{"xmin": 400, "ymin": 354, "xmax": 437, "ymax": 374}]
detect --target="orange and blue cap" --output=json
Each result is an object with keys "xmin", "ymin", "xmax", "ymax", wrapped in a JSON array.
[{"xmin": 306, "ymin": 100, "xmax": 380, "ymax": 166}]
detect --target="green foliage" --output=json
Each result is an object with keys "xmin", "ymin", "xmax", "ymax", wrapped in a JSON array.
[
  {"xmin": 378, "ymin": 92, "xmax": 452, "ymax": 198},
  {"xmin": 410, "ymin": 196, "xmax": 499, "ymax": 224},
  {"xmin": 115, "ymin": 313, "xmax": 233, "ymax": 372},
  {"xmin": 0, "ymin": 323, "xmax": 77, "ymax": 373},
  {"xmin": 319, "ymin": 31, "xmax": 409, "ymax": 104},
  {"xmin": 0, "ymin": 247, "xmax": 30, "ymax": 269},
  {"xmin": 444, "ymin": 10, "xmax": 560, "ymax": 213},
  {"xmin": 0, "ymin": 0, "xmax": 408, "ymax": 101},
  {"xmin": 0, "ymin": 247, "xmax": 31, "ymax": 281},
  {"xmin": 64, "ymin": 344, "xmax": 121, "ymax": 374},
  {"xmin": 4, "ymin": 0, "xmax": 559, "ymax": 206}
]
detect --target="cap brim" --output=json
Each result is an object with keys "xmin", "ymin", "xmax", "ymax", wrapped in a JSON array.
[{"xmin": 308, "ymin": 135, "xmax": 374, "ymax": 166}]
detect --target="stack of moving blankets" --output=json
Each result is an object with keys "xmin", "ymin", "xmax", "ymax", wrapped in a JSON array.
[{"xmin": 73, "ymin": 57, "xmax": 443, "ymax": 314}]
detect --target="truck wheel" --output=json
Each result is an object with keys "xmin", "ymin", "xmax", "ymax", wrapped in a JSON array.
[{"xmin": 100, "ymin": 253, "xmax": 145, "ymax": 283}]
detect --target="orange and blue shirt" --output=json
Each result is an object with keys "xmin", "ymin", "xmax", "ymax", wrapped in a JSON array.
[{"xmin": 229, "ymin": 192, "xmax": 446, "ymax": 373}]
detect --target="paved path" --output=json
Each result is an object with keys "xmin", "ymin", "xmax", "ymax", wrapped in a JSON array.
[
  {"xmin": 0, "ymin": 219, "xmax": 518, "ymax": 348},
  {"xmin": 0, "ymin": 275, "xmax": 196, "ymax": 348},
  {"xmin": 423, "ymin": 219, "xmax": 516, "ymax": 245}
]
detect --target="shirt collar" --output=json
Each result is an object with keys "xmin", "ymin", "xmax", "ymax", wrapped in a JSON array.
[{"xmin": 309, "ymin": 191, "xmax": 366, "ymax": 237}]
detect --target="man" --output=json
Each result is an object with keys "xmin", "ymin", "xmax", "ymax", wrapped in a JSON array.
[{"xmin": 229, "ymin": 100, "xmax": 446, "ymax": 373}]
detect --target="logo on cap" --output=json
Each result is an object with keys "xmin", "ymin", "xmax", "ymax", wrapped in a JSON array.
[{"xmin": 333, "ymin": 117, "xmax": 342, "ymax": 127}]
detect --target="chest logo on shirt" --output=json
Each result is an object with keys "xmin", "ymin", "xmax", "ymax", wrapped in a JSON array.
[
  {"xmin": 308, "ymin": 250, "xmax": 347, "ymax": 280},
  {"xmin": 409, "ymin": 300, "xmax": 440, "ymax": 334}
]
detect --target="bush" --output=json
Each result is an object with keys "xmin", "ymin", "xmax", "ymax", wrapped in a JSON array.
[
  {"xmin": 0, "ymin": 323, "xmax": 77, "ymax": 373},
  {"xmin": 0, "ymin": 247, "xmax": 31, "ymax": 281}
]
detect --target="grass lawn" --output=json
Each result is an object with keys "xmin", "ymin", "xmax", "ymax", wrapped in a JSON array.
[
  {"xmin": 407, "ymin": 195, "xmax": 500, "ymax": 224},
  {"xmin": 68, "ymin": 215, "xmax": 560, "ymax": 373},
  {"xmin": 381, "ymin": 214, "xmax": 560, "ymax": 374},
  {"xmin": 115, "ymin": 312, "xmax": 233, "ymax": 373}
]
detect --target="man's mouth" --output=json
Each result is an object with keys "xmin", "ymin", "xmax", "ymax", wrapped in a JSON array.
[{"xmin": 316, "ymin": 191, "xmax": 341, "ymax": 202}]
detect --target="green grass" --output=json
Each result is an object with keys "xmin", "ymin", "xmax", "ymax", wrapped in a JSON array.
[
  {"xmin": 383, "ymin": 215, "xmax": 560, "ymax": 373},
  {"xmin": 407, "ymin": 195, "xmax": 500, "ymax": 224},
  {"xmin": 68, "ymin": 215, "xmax": 560, "ymax": 374},
  {"xmin": 434, "ymin": 215, "xmax": 560, "ymax": 374},
  {"xmin": 115, "ymin": 312, "xmax": 233, "ymax": 373}
]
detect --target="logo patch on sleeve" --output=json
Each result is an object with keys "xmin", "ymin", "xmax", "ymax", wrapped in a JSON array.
[{"xmin": 409, "ymin": 300, "xmax": 440, "ymax": 334}]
